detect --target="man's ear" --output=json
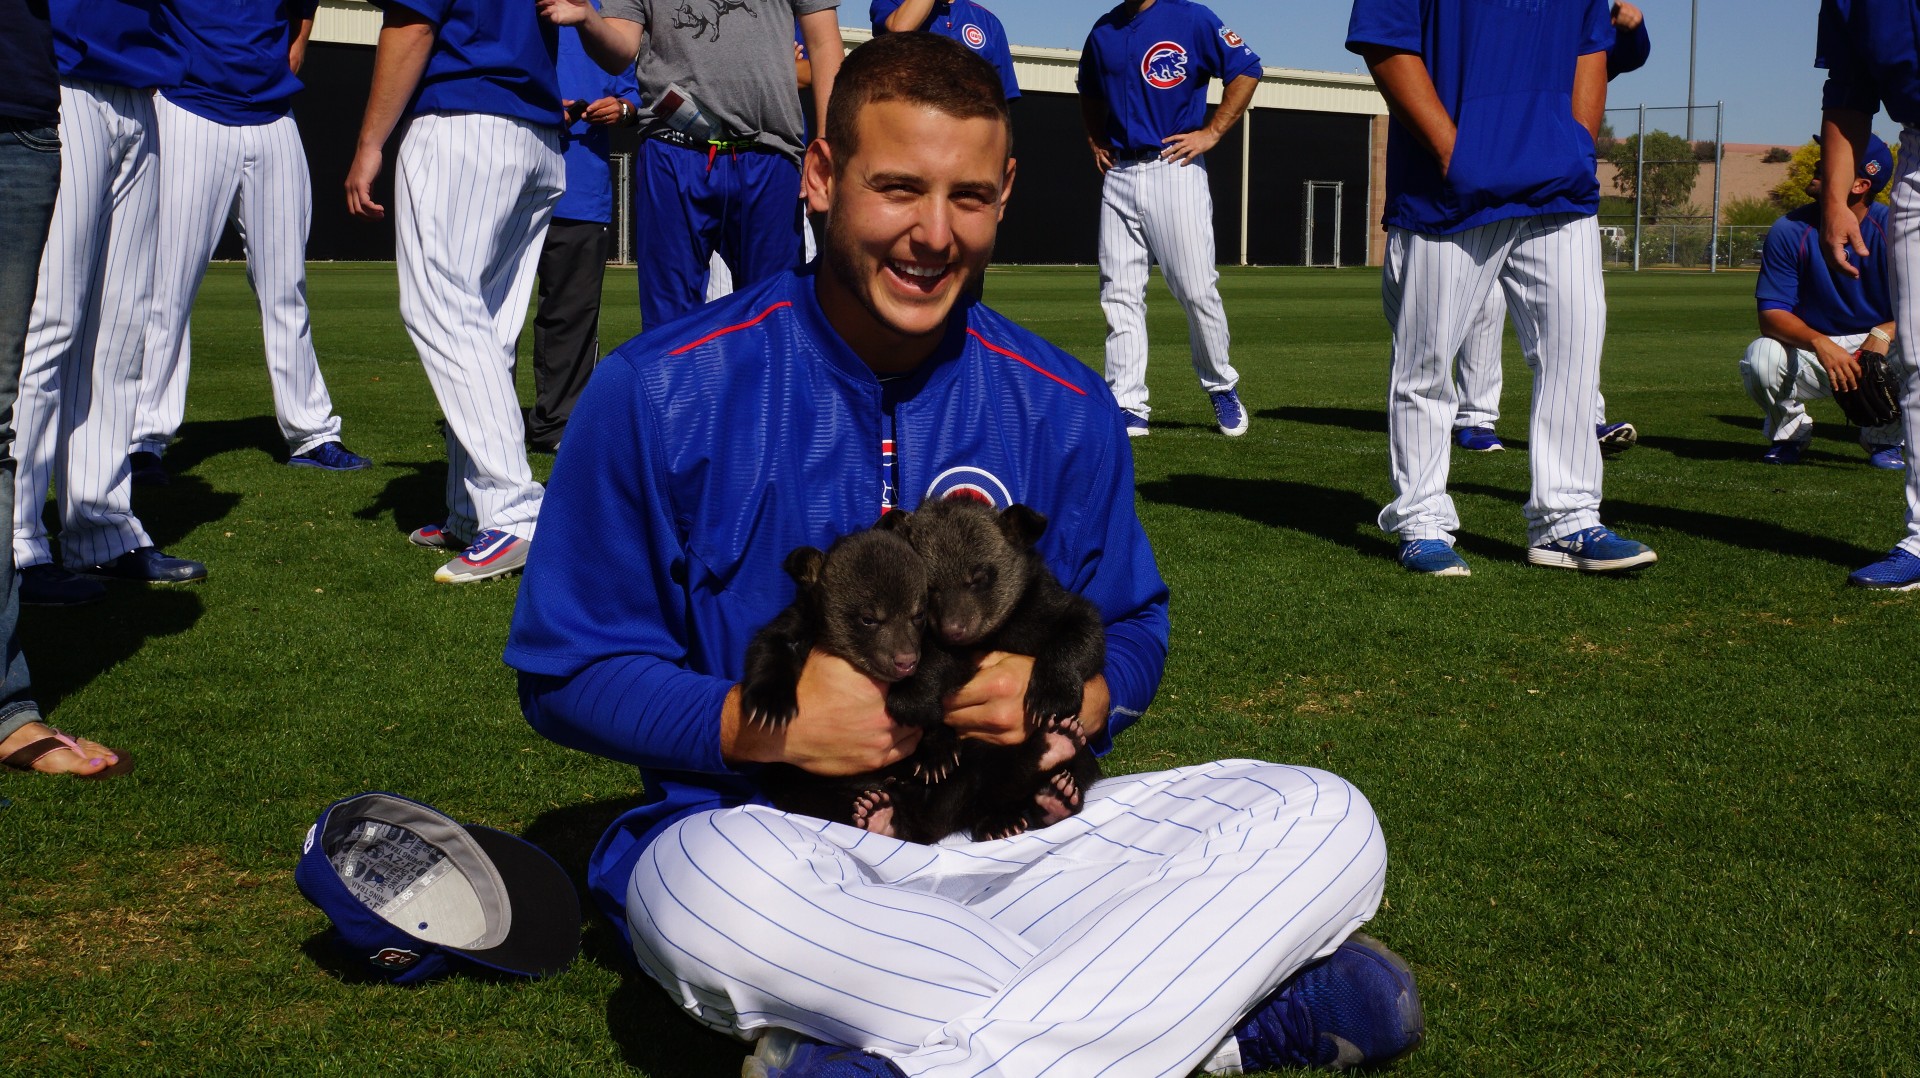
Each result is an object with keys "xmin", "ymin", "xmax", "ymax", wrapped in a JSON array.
[
  {"xmin": 1853, "ymin": 176, "xmax": 1875, "ymax": 200},
  {"xmin": 997, "ymin": 155, "xmax": 1017, "ymax": 223},
  {"xmin": 805, "ymin": 138, "xmax": 835, "ymax": 216}
]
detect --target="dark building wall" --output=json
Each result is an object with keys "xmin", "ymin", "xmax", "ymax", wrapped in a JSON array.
[{"xmin": 247, "ymin": 43, "xmax": 1371, "ymax": 266}]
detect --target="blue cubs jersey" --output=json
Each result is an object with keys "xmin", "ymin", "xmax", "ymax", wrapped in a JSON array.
[
  {"xmin": 871, "ymin": 0, "xmax": 1020, "ymax": 100},
  {"xmin": 376, "ymin": 0, "xmax": 560, "ymax": 127},
  {"xmin": 159, "ymin": 0, "xmax": 318, "ymax": 126},
  {"xmin": 1077, "ymin": 0, "xmax": 1263, "ymax": 155},
  {"xmin": 554, "ymin": 21, "xmax": 638, "ymax": 224},
  {"xmin": 1756, "ymin": 202, "xmax": 1893, "ymax": 336},
  {"xmin": 50, "ymin": 0, "xmax": 182, "ymax": 90},
  {"xmin": 1609, "ymin": 19, "xmax": 1649, "ymax": 79},
  {"xmin": 1346, "ymin": 0, "xmax": 1614, "ymax": 236},
  {"xmin": 1819, "ymin": 0, "xmax": 1920, "ymax": 125},
  {"xmin": 505, "ymin": 268, "xmax": 1172, "ymax": 937}
]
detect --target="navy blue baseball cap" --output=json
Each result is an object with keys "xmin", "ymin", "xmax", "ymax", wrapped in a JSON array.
[
  {"xmin": 1815, "ymin": 132, "xmax": 1895, "ymax": 196},
  {"xmin": 295, "ymin": 792, "xmax": 581, "ymax": 985}
]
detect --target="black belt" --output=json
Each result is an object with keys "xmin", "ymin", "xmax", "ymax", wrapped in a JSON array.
[
  {"xmin": 1114, "ymin": 148, "xmax": 1167, "ymax": 163},
  {"xmin": 647, "ymin": 127, "xmax": 768, "ymax": 154}
]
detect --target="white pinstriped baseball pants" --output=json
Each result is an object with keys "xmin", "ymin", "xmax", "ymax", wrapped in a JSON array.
[
  {"xmin": 14, "ymin": 79, "xmax": 157, "ymax": 569},
  {"xmin": 1879, "ymin": 128, "xmax": 1920, "ymax": 559},
  {"xmin": 1738, "ymin": 332, "xmax": 1904, "ymax": 448},
  {"xmin": 395, "ymin": 112, "xmax": 562, "ymax": 542},
  {"xmin": 1381, "ymin": 214, "xmax": 1607, "ymax": 546},
  {"xmin": 137, "ymin": 93, "xmax": 342, "ymax": 459},
  {"xmin": 627, "ymin": 760, "xmax": 1387, "ymax": 1078},
  {"xmin": 1451, "ymin": 287, "xmax": 1611, "ymax": 431},
  {"xmin": 1098, "ymin": 157, "xmax": 1238, "ymax": 419}
]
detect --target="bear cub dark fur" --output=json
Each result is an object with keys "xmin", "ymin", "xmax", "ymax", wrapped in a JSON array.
[{"xmin": 740, "ymin": 500, "xmax": 1104, "ymax": 843}]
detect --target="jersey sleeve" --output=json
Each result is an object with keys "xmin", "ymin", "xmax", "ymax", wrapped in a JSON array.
[
  {"xmin": 1344, "ymin": 0, "xmax": 1421, "ymax": 56},
  {"xmin": 371, "ymin": 0, "xmax": 450, "ymax": 26},
  {"xmin": 505, "ymin": 356, "xmax": 736, "ymax": 775},
  {"xmin": 297, "ymin": 0, "xmax": 319, "ymax": 19},
  {"xmin": 1194, "ymin": 5, "xmax": 1262, "ymax": 83},
  {"xmin": 1607, "ymin": 21, "xmax": 1650, "ymax": 78},
  {"xmin": 985, "ymin": 19, "xmax": 1021, "ymax": 98},
  {"xmin": 1818, "ymin": 0, "xmax": 1883, "ymax": 116},
  {"xmin": 1754, "ymin": 222, "xmax": 1804, "ymax": 314},
  {"xmin": 869, "ymin": 0, "xmax": 902, "ymax": 31},
  {"xmin": 1579, "ymin": 0, "xmax": 1615, "ymax": 56},
  {"xmin": 1075, "ymin": 30, "xmax": 1104, "ymax": 101}
]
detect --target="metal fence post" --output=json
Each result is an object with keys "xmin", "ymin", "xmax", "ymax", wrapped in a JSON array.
[
  {"xmin": 1710, "ymin": 101, "xmax": 1724, "ymax": 273},
  {"xmin": 1633, "ymin": 104, "xmax": 1646, "ymax": 272}
]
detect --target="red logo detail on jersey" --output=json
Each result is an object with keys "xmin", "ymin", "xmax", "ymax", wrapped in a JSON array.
[
  {"xmin": 963, "ymin": 23, "xmax": 987, "ymax": 49},
  {"xmin": 1141, "ymin": 41, "xmax": 1190, "ymax": 89},
  {"xmin": 371, "ymin": 948, "xmax": 421, "ymax": 971},
  {"xmin": 924, "ymin": 467, "xmax": 1013, "ymax": 509},
  {"xmin": 1220, "ymin": 28, "xmax": 1244, "ymax": 49}
]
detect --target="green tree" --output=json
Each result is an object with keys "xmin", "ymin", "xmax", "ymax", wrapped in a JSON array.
[
  {"xmin": 1602, "ymin": 130, "xmax": 1700, "ymax": 214},
  {"xmin": 1722, "ymin": 196, "xmax": 1782, "ymax": 227}
]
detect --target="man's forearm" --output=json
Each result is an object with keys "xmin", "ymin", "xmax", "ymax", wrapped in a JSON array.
[
  {"xmin": 1760, "ymin": 308, "xmax": 1850, "ymax": 356},
  {"xmin": 799, "ymin": 11, "xmax": 842, "ymax": 141},
  {"xmin": 291, "ymin": 17, "xmax": 313, "ymax": 74},
  {"xmin": 357, "ymin": 19, "xmax": 435, "ymax": 154},
  {"xmin": 882, "ymin": 0, "xmax": 937, "ymax": 33},
  {"xmin": 1361, "ymin": 47, "xmax": 1454, "ymax": 170},
  {"xmin": 1207, "ymin": 74, "xmax": 1258, "ymax": 138},
  {"xmin": 1573, "ymin": 50, "xmax": 1607, "ymax": 137},
  {"xmin": 579, "ymin": 14, "xmax": 645, "ymax": 77},
  {"xmin": 1820, "ymin": 110, "xmax": 1872, "ymax": 212}
]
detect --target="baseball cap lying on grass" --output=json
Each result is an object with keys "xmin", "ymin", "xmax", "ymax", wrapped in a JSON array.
[{"xmin": 295, "ymin": 792, "xmax": 580, "ymax": 984}]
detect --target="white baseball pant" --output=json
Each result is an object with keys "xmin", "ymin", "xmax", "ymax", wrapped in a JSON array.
[
  {"xmin": 395, "ymin": 112, "xmax": 562, "ymax": 542},
  {"xmin": 1739, "ymin": 332, "xmax": 1904, "ymax": 448},
  {"xmin": 1098, "ymin": 156, "xmax": 1237, "ymax": 419},
  {"xmin": 14, "ymin": 78, "xmax": 157, "ymax": 570},
  {"xmin": 137, "ymin": 93, "xmax": 343, "ymax": 459},
  {"xmin": 1877, "ymin": 127, "xmax": 1920, "ymax": 558},
  {"xmin": 627, "ymin": 759, "xmax": 1387, "ymax": 1078},
  {"xmin": 1380, "ymin": 213, "xmax": 1607, "ymax": 546},
  {"xmin": 1453, "ymin": 287, "xmax": 1611, "ymax": 431}
]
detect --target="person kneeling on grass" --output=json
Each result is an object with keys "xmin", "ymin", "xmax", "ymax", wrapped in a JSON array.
[
  {"xmin": 1741, "ymin": 134, "xmax": 1906, "ymax": 471},
  {"xmin": 505, "ymin": 32, "xmax": 1423, "ymax": 1078}
]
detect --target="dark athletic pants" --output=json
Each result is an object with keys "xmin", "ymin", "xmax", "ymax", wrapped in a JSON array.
[{"xmin": 529, "ymin": 216, "xmax": 609, "ymax": 450}]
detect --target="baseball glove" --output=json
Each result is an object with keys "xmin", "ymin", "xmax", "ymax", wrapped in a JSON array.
[{"xmin": 1836, "ymin": 350, "xmax": 1903, "ymax": 429}]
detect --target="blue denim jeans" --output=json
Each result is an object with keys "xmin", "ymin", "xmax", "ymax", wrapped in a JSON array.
[{"xmin": 0, "ymin": 121, "xmax": 60, "ymax": 744}]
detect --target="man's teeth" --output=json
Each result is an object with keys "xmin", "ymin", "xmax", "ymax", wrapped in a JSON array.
[{"xmin": 892, "ymin": 262, "xmax": 946, "ymax": 279}]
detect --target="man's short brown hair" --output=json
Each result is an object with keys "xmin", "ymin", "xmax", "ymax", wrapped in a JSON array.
[{"xmin": 825, "ymin": 32, "xmax": 1012, "ymax": 166}]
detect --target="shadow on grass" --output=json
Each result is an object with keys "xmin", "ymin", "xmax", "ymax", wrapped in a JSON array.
[
  {"xmin": 522, "ymin": 796, "xmax": 744, "ymax": 1074},
  {"xmin": 1711, "ymin": 413, "xmax": 1867, "ymax": 445},
  {"xmin": 354, "ymin": 459, "xmax": 450, "ymax": 537},
  {"xmin": 129, "ymin": 475, "xmax": 244, "ymax": 551},
  {"xmin": 1647, "ymin": 414, "xmax": 1878, "ymax": 463},
  {"xmin": 1137, "ymin": 474, "xmax": 1407, "ymax": 560},
  {"xmin": 19, "ymin": 586, "xmax": 203, "ymax": 713},
  {"xmin": 1261, "ymin": 405, "xmax": 1388, "ymax": 434},
  {"xmin": 1453, "ymin": 481, "xmax": 1885, "ymax": 566},
  {"xmin": 165, "ymin": 414, "xmax": 288, "ymax": 471}
]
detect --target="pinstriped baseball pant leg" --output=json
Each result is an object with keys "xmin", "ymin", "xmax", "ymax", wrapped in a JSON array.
[
  {"xmin": 628, "ymin": 760, "xmax": 1387, "ymax": 1078},
  {"xmin": 1451, "ymin": 285, "xmax": 1505, "ymax": 430},
  {"xmin": 1378, "ymin": 221, "xmax": 1514, "ymax": 542},
  {"xmin": 395, "ymin": 113, "xmax": 561, "ymax": 543},
  {"xmin": 1097, "ymin": 163, "xmax": 1153, "ymax": 418},
  {"xmin": 1138, "ymin": 158, "xmax": 1237, "ymax": 395},
  {"xmin": 1738, "ymin": 331, "xmax": 1902, "ymax": 447},
  {"xmin": 14, "ymin": 79, "xmax": 155, "ymax": 570},
  {"xmin": 1501, "ymin": 213, "xmax": 1605, "ymax": 545},
  {"xmin": 1882, "ymin": 129, "xmax": 1920, "ymax": 559}
]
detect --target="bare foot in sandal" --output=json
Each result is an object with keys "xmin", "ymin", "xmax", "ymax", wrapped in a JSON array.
[{"xmin": 1, "ymin": 722, "xmax": 129, "ymax": 777}]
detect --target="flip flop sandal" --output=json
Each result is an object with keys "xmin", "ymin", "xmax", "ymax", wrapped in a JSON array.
[{"xmin": 2, "ymin": 728, "xmax": 133, "ymax": 778}]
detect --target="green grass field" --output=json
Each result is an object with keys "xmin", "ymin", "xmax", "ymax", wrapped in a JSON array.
[{"xmin": 2, "ymin": 264, "xmax": 1915, "ymax": 1076}]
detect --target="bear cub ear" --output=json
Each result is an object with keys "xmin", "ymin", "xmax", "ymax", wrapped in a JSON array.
[
  {"xmin": 996, "ymin": 504, "xmax": 1048, "ymax": 549},
  {"xmin": 876, "ymin": 508, "xmax": 912, "ymax": 533},
  {"xmin": 783, "ymin": 546, "xmax": 827, "ymax": 587}
]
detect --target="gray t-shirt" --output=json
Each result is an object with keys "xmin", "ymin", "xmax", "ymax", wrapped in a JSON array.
[{"xmin": 602, "ymin": 0, "xmax": 838, "ymax": 160}]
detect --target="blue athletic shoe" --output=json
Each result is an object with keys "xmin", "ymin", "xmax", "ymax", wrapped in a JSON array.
[
  {"xmin": 288, "ymin": 441, "xmax": 372, "ymax": 471},
  {"xmin": 1123, "ymin": 410, "xmax": 1150, "ymax": 438},
  {"xmin": 1847, "ymin": 548, "xmax": 1920, "ymax": 590},
  {"xmin": 1211, "ymin": 389, "xmax": 1249, "ymax": 436},
  {"xmin": 1527, "ymin": 526, "xmax": 1656, "ymax": 572},
  {"xmin": 1454, "ymin": 426, "xmax": 1504, "ymax": 452},
  {"xmin": 1760, "ymin": 441, "xmax": 1803, "ymax": 465},
  {"xmin": 1398, "ymin": 539, "xmax": 1470, "ymax": 577},
  {"xmin": 1234, "ymin": 932, "xmax": 1425, "ymax": 1072},
  {"xmin": 1596, "ymin": 421, "xmax": 1638, "ymax": 453},
  {"xmin": 433, "ymin": 529, "xmax": 528, "ymax": 583},
  {"xmin": 742, "ymin": 1030, "xmax": 906, "ymax": 1078},
  {"xmin": 1866, "ymin": 443, "xmax": 1906, "ymax": 470}
]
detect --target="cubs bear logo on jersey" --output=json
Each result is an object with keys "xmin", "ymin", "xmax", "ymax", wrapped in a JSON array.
[
  {"xmin": 963, "ymin": 23, "xmax": 986, "ymax": 50},
  {"xmin": 1141, "ymin": 41, "xmax": 1189, "ymax": 89}
]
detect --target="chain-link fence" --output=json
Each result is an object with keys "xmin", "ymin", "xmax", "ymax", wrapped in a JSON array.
[{"xmin": 1598, "ymin": 103, "xmax": 1726, "ymax": 271}]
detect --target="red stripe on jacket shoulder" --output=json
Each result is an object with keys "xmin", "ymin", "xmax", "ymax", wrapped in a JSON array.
[
  {"xmin": 668, "ymin": 302, "xmax": 794, "ymax": 356},
  {"xmin": 966, "ymin": 328, "xmax": 1087, "ymax": 395}
]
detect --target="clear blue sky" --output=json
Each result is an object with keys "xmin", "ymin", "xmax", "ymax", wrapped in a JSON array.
[{"xmin": 984, "ymin": 0, "xmax": 1901, "ymax": 147}]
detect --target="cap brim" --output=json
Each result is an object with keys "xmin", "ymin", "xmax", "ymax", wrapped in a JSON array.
[{"xmin": 449, "ymin": 824, "xmax": 582, "ymax": 978}]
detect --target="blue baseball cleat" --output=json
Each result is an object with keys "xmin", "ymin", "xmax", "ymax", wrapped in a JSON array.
[
  {"xmin": 1596, "ymin": 421, "xmax": 1638, "ymax": 453},
  {"xmin": 1528, "ymin": 526, "xmax": 1656, "ymax": 572},
  {"xmin": 288, "ymin": 441, "xmax": 372, "ymax": 471},
  {"xmin": 1211, "ymin": 388, "xmax": 1250, "ymax": 436},
  {"xmin": 1398, "ymin": 539, "xmax": 1470, "ymax": 577},
  {"xmin": 1760, "ymin": 441, "xmax": 1803, "ymax": 465},
  {"xmin": 1847, "ymin": 548, "xmax": 1920, "ymax": 590},
  {"xmin": 1234, "ymin": 931, "xmax": 1425, "ymax": 1072},
  {"xmin": 742, "ymin": 1030, "xmax": 906, "ymax": 1078},
  {"xmin": 1454, "ymin": 426, "xmax": 1504, "ymax": 452},
  {"xmin": 1865, "ymin": 443, "xmax": 1906, "ymax": 470},
  {"xmin": 1122, "ymin": 409, "xmax": 1150, "ymax": 438}
]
